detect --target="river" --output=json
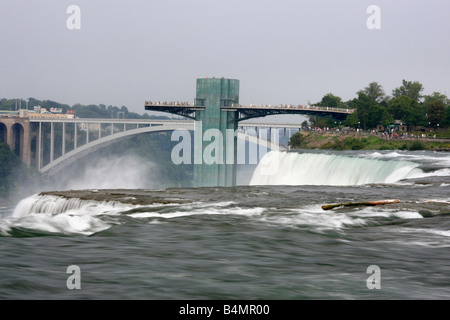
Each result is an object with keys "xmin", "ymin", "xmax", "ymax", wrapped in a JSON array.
[{"xmin": 0, "ymin": 149, "xmax": 449, "ymax": 299}]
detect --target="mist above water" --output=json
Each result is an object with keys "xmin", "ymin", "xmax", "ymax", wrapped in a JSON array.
[{"xmin": 53, "ymin": 155, "xmax": 160, "ymax": 190}]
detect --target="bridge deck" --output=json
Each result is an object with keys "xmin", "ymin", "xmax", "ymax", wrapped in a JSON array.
[
  {"xmin": 26, "ymin": 117, "xmax": 308, "ymax": 129},
  {"xmin": 144, "ymin": 101, "xmax": 355, "ymax": 121}
]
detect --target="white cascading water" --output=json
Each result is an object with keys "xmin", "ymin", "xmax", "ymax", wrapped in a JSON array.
[
  {"xmin": 7, "ymin": 194, "xmax": 132, "ymax": 235},
  {"xmin": 249, "ymin": 151, "xmax": 424, "ymax": 186}
]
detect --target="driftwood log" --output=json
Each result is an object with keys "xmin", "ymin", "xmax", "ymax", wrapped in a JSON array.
[{"xmin": 321, "ymin": 199, "xmax": 401, "ymax": 210}]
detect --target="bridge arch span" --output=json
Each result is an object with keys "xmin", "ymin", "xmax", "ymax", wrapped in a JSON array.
[
  {"xmin": 40, "ymin": 122, "xmax": 194, "ymax": 175},
  {"xmin": 40, "ymin": 122, "xmax": 286, "ymax": 175}
]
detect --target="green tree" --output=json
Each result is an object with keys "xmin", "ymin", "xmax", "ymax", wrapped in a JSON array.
[
  {"xmin": 442, "ymin": 106, "xmax": 450, "ymax": 127},
  {"xmin": 392, "ymin": 79, "xmax": 424, "ymax": 101},
  {"xmin": 423, "ymin": 92, "xmax": 448, "ymax": 128},
  {"xmin": 380, "ymin": 108, "xmax": 395, "ymax": 128},
  {"xmin": 40, "ymin": 100, "xmax": 70, "ymax": 111},
  {"xmin": 120, "ymin": 106, "xmax": 129, "ymax": 119},
  {"xmin": 349, "ymin": 93, "xmax": 375, "ymax": 129},
  {"xmin": 427, "ymin": 100, "xmax": 446, "ymax": 128},
  {"xmin": 365, "ymin": 105, "xmax": 393, "ymax": 129},
  {"xmin": 301, "ymin": 120, "xmax": 308, "ymax": 129},
  {"xmin": 317, "ymin": 93, "xmax": 345, "ymax": 108},
  {"xmin": 289, "ymin": 132, "xmax": 305, "ymax": 148},
  {"xmin": 0, "ymin": 99, "xmax": 13, "ymax": 110},
  {"xmin": 72, "ymin": 104, "xmax": 107, "ymax": 118},
  {"xmin": 406, "ymin": 104, "xmax": 427, "ymax": 127},
  {"xmin": 343, "ymin": 112, "xmax": 359, "ymax": 129},
  {"xmin": 389, "ymin": 96, "xmax": 414, "ymax": 120},
  {"xmin": 309, "ymin": 115, "xmax": 338, "ymax": 128},
  {"xmin": 423, "ymin": 92, "xmax": 449, "ymax": 106},
  {"xmin": 27, "ymin": 98, "xmax": 42, "ymax": 110},
  {"xmin": 389, "ymin": 95, "xmax": 426, "ymax": 126},
  {"xmin": 357, "ymin": 82, "xmax": 386, "ymax": 103}
]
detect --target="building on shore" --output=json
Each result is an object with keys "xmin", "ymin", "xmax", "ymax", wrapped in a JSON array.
[
  {"xmin": 19, "ymin": 108, "xmax": 75, "ymax": 119},
  {"xmin": 0, "ymin": 108, "xmax": 75, "ymax": 119}
]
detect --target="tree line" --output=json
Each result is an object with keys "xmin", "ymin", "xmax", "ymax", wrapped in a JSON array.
[{"xmin": 310, "ymin": 80, "xmax": 450, "ymax": 130}]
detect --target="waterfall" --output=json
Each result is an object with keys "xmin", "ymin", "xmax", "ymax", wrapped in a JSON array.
[{"xmin": 249, "ymin": 151, "xmax": 424, "ymax": 186}]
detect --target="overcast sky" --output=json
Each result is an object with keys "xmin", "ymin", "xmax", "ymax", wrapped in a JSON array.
[{"xmin": 1, "ymin": 0, "xmax": 449, "ymax": 114}]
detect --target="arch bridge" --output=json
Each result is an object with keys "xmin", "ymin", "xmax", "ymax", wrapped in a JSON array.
[{"xmin": 0, "ymin": 116, "xmax": 294, "ymax": 175}]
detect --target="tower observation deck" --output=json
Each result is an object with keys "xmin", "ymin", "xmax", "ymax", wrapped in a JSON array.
[{"xmin": 145, "ymin": 78, "xmax": 354, "ymax": 187}]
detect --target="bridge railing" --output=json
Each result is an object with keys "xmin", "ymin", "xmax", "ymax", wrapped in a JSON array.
[
  {"xmin": 231, "ymin": 103, "xmax": 355, "ymax": 114},
  {"xmin": 144, "ymin": 101, "xmax": 194, "ymax": 107},
  {"xmin": 29, "ymin": 118, "xmax": 193, "ymax": 126}
]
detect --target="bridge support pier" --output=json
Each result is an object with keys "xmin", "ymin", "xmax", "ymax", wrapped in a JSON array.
[{"xmin": 0, "ymin": 117, "xmax": 31, "ymax": 167}]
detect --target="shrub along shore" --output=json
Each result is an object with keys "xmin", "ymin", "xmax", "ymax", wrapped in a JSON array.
[{"xmin": 288, "ymin": 131, "xmax": 450, "ymax": 151}]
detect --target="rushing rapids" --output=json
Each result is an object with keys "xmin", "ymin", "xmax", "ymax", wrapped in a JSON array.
[{"xmin": 0, "ymin": 149, "xmax": 449, "ymax": 299}]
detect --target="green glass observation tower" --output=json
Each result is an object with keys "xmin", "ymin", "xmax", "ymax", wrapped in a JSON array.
[{"xmin": 193, "ymin": 78, "xmax": 240, "ymax": 187}]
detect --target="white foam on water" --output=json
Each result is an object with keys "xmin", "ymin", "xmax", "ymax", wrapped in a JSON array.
[
  {"xmin": 426, "ymin": 229, "xmax": 450, "ymax": 237},
  {"xmin": 0, "ymin": 188, "xmax": 441, "ymax": 237},
  {"xmin": 0, "ymin": 220, "xmax": 12, "ymax": 236},
  {"xmin": 363, "ymin": 151, "xmax": 450, "ymax": 166},
  {"xmin": 384, "ymin": 227, "xmax": 450, "ymax": 248},
  {"xmin": 406, "ymin": 168, "xmax": 450, "ymax": 179},
  {"xmin": 130, "ymin": 202, "xmax": 264, "ymax": 219},
  {"xmin": 363, "ymin": 151, "xmax": 403, "ymax": 159},
  {"xmin": 254, "ymin": 203, "xmax": 427, "ymax": 231},
  {"xmin": 390, "ymin": 211, "xmax": 424, "ymax": 219},
  {"xmin": 273, "ymin": 212, "xmax": 365, "ymax": 229},
  {"xmin": 1, "ymin": 194, "xmax": 251, "ymax": 235},
  {"xmin": 394, "ymin": 227, "xmax": 450, "ymax": 238},
  {"xmin": 255, "ymin": 205, "xmax": 366, "ymax": 230},
  {"xmin": 344, "ymin": 205, "xmax": 424, "ymax": 221},
  {"xmin": 10, "ymin": 211, "xmax": 110, "ymax": 235}
]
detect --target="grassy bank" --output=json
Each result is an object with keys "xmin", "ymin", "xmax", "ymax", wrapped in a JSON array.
[{"xmin": 289, "ymin": 131, "xmax": 450, "ymax": 151}]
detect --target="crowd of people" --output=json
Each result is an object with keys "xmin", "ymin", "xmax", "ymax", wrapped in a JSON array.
[
  {"xmin": 234, "ymin": 103, "xmax": 353, "ymax": 113},
  {"xmin": 302, "ymin": 126, "xmax": 440, "ymax": 140},
  {"xmin": 373, "ymin": 130, "xmax": 437, "ymax": 140},
  {"xmin": 145, "ymin": 101, "xmax": 192, "ymax": 106}
]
